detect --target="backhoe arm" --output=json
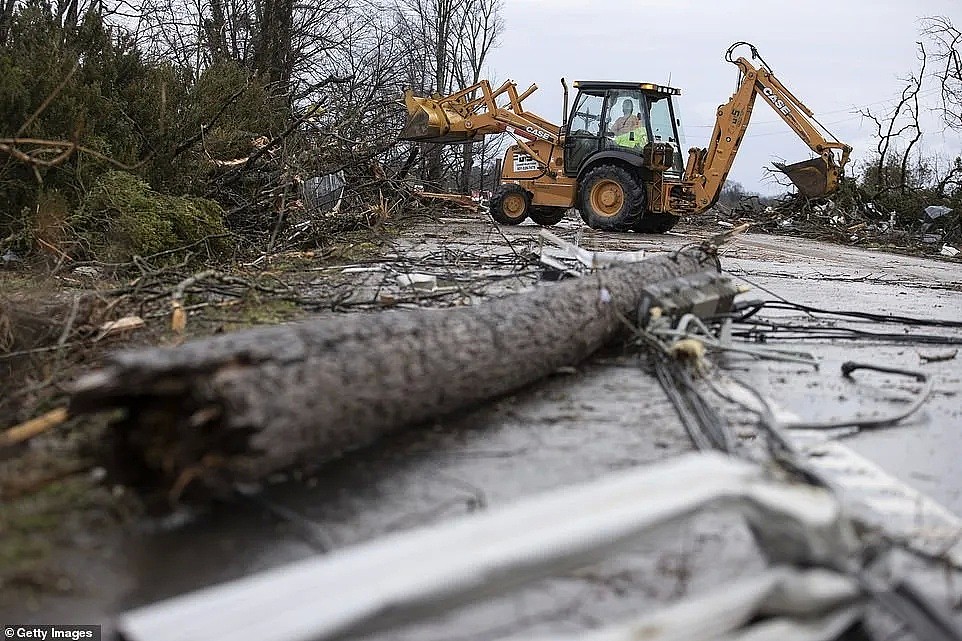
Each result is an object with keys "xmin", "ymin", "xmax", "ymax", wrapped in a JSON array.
[{"xmin": 683, "ymin": 43, "xmax": 852, "ymax": 212}]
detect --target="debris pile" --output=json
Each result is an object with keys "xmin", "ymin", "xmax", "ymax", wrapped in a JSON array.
[{"xmin": 710, "ymin": 193, "xmax": 961, "ymax": 257}]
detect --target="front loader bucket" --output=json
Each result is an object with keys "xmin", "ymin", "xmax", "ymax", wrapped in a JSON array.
[
  {"xmin": 774, "ymin": 156, "xmax": 839, "ymax": 199},
  {"xmin": 400, "ymin": 91, "xmax": 481, "ymax": 145}
]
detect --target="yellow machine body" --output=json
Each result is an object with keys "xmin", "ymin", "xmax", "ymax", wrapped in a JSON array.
[{"xmin": 401, "ymin": 43, "xmax": 852, "ymax": 232}]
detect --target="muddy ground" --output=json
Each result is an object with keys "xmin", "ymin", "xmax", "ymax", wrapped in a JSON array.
[{"xmin": 1, "ymin": 209, "xmax": 961, "ymax": 638}]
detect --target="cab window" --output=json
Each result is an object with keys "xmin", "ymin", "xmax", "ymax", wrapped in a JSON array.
[
  {"xmin": 569, "ymin": 92, "xmax": 605, "ymax": 136},
  {"xmin": 606, "ymin": 90, "xmax": 648, "ymax": 151},
  {"xmin": 565, "ymin": 91, "xmax": 606, "ymax": 174},
  {"xmin": 647, "ymin": 94, "xmax": 684, "ymax": 172},
  {"xmin": 647, "ymin": 95, "xmax": 675, "ymax": 143}
]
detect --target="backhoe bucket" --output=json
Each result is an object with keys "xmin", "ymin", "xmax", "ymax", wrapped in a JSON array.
[
  {"xmin": 774, "ymin": 156, "xmax": 839, "ymax": 199},
  {"xmin": 400, "ymin": 90, "xmax": 480, "ymax": 145}
]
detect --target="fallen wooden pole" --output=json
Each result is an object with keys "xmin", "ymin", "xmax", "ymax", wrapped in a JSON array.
[{"xmin": 70, "ymin": 248, "xmax": 717, "ymax": 500}]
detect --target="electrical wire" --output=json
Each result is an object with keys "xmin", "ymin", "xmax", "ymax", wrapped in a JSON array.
[
  {"xmin": 717, "ymin": 374, "xmax": 962, "ymax": 641},
  {"xmin": 630, "ymin": 272, "xmax": 961, "ymax": 638},
  {"xmin": 642, "ymin": 335, "xmax": 735, "ymax": 454},
  {"xmin": 618, "ymin": 300, "xmax": 734, "ymax": 454},
  {"xmin": 652, "ymin": 357, "xmax": 715, "ymax": 452},
  {"xmin": 785, "ymin": 362, "xmax": 932, "ymax": 432},
  {"xmin": 730, "ymin": 325, "xmax": 961, "ymax": 346},
  {"xmin": 719, "ymin": 299, "xmax": 962, "ymax": 346},
  {"xmin": 730, "ymin": 300, "xmax": 962, "ymax": 328},
  {"xmin": 728, "ymin": 280, "xmax": 818, "ymax": 320}
]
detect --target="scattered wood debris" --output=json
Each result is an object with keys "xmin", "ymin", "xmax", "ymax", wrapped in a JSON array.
[
  {"xmin": 710, "ymin": 194, "xmax": 960, "ymax": 257},
  {"xmin": 919, "ymin": 349, "xmax": 958, "ymax": 363},
  {"xmin": 1, "ymin": 407, "xmax": 69, "ymax": 447},
  {"xmin": 96, "ymin": 316, "xmax": 145, "ymax": 340}
]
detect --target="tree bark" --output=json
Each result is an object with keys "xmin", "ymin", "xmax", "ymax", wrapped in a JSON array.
[
  {"xmin": 70, "ymin": 249, "xmax": 717, "ymax": 501},
  {"xmin": 205, "ymin": 0, "xmax": 230, "ymax": 63},
  {"xmin": 252, "ymin": 0, "xmax": 294, "ymax": 88},
  {"xmin": 460, "ymin": 141, "xmax": 474, "ymax": 192},
  {"xmin": 0, "ymin": 0, "xmax": 18, "ymax": 46}
]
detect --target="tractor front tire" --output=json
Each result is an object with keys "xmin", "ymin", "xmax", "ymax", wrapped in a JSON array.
[
  {"xmin": 529, "ymin": 206, "xmax": 566, "ymax": 226},
  {"xmin": 578, "ymin": 165, "xmax": 645, "ymax": 232},
  {"xmin": 489, "ymin": 184, "xmax": 531, "ymax": 225}
]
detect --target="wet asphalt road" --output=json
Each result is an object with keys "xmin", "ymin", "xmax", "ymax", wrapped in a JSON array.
[{"xmin": 8, "ymin": 215, "xmax": 962, "ymax": 639}]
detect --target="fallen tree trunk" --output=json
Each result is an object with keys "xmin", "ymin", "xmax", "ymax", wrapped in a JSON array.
[{"xmin": 70, "ymin": 248, "xmax": 717, "ymax": 501}]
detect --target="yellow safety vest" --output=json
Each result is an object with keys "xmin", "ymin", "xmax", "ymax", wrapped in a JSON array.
[{"xmin": 613, "ymin": 126, "xmax": 648, "ymax": 149}]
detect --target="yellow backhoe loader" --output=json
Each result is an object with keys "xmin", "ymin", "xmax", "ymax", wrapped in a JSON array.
[{"xmin": 401, "ymin": 42, "xmax": 852, "ymax": 233}]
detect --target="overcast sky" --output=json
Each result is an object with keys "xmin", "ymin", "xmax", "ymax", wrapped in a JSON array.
[{"xmin": 486, "ymin": 0, "xmax": 961, "ymax": 195}]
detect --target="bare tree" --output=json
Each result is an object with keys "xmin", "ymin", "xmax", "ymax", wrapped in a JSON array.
[
  {"xmin": 394, "ymin": 0, "xmax": 462, "ymax": 182},
  {"xmin": 299, "ymin": 5, "xmax": 414, "ymax": 170},
  {"xmin": 394, "ymin": 0, "xmax": 502, "ymax": 187},
  {"xmin": 115, "ymin": 0, "xmax": 353, "ymax": 86},
  {"xmin": 0, "ymin": 0, "xmax": 103, "ymax": 44},
  {"xmin": 0, "ymin": 0, "xmax": 17, "ymax": 45},
  {"xmin": 451, "ymin": 0, "xmax": 502, "ymax": 192},
  {"xmin": 859, "ymin": 42, "xmax": 927, "ymax": 194},
  {"xmin": 56, "ymin": 0, "xmax": 95, "ymax": 30},
  {"xmin": 923, "ymin": 15, "xmax": 962, "ymax": 133}
]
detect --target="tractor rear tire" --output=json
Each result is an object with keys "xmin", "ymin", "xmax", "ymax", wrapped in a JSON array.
[
  {"xmin": 529, "ymin": 207, "xmax": 566, "ymax": 226},
  {"xmin": 632, "ymin": 212, "xmax": 680, "ymax": 234},
  {"xmin": 489, "ymin": 184, "xmax": 531, "ymax": 225},
  {"xmin": 578, "ymin": 165, "xmax": 645, "ymax": 232}
]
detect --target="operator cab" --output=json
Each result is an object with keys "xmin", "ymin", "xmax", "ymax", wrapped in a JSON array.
[{"xmin": 564, "ymin": 81, "xmax": 686, "ymax": 177}]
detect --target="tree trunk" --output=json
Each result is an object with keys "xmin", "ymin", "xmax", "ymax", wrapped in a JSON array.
[
  {"xmin": 396, "ymin": 146, "xmax": 419, "ymax": 180},
  {"xmin": 460, "ymin": 141, "xmax": 474, "ymax": 193},
  {"xmin": 0, "ymin": 0, "xmax": 18, "ymax": 45},
  {"xmin": 423, "ymin": 143, "xmax": 443, "ymax": 184},
  {"xmin": 62, "ymin": 0, "xmax": 78, "ymax": 30},
  {"xmin": 70, "ymin": 249, "xmax": 717, "ymax": 501},
  {"xmin": 205, "ymin": 0, "xmax": 230, "ymax": 63},
  {"xmin": 252, "ymin": 0, "xmax": 294, "ymax": 88}
]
